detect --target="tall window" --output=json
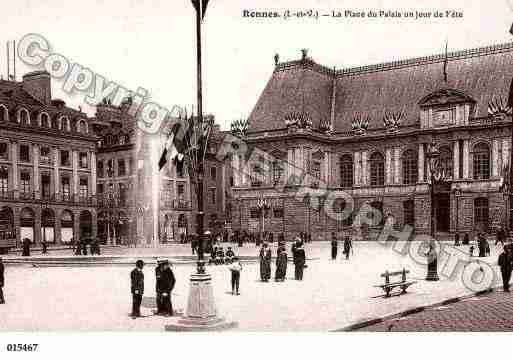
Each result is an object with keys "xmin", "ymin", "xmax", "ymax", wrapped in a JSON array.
[
  {"xmin": 272, "ymin": 160, "xmax": 284, "ymax": 185},
  {"xmin": 79, "ymin": 152, "xmax": 88, "ymax": 169},
  {"xmin": 0, "ymin": 166, "xmax": 8, "ymax": 193},
  {"xmin": 0, "ymin": 142, "xmax": 8, "ymax": 160},
  {"xmin": 19, "ymin": 109, "xmax": 29, "ymax": 125},
  {"xmin": 209, "ymin": 188, "xmax": 216, "ymax": 205},
  {"xmin": 20, "ymin": 171, "xmax": 31, "ymax": 195},
  {"xmin": 474, "ymin": 197, "xmax": 489, "ymax": 232},
  {"xmin": 340, "ymin": 154, "xmax": 353, "ymax": 188},
  {"xmin": 97, "ymin": 161, "xmax": 104, "ymax": 178},
  {"xmin": 118, "ymin": 159, "xmax": 126, "ymax": 176},
  {"xmin": 61, "ymin": 177, "xmax": 71, "ymax": 200},
  {"xmin": 177, "ymin": 183, "xmax": 185, "ymax": 203},
  {"xmin": 78, "ymin": 120, "xmax": 87, "ymax": 134},
  {"xmin": 403, "ymin": 200, "xmax": 415, "ymax": 226},
  {"xmin": 251, "ymin": 164, "xmax": 263, "ymax": 187},
  {"xmin": 439, "ymin": 146, "xmax": 453, "ymax": 179},
  {"xmin": 60, "ymin": 150, "xmax": 70, "ymax": 166},
  {"xmin": 40, "ymin": 147, "xmax": 51, "ymax": 165},
  {"xmin": 473, "ymin": 143, "xmax": 490, "ymax": 180},
  {"xmin": 0, "ymin": 105, "xmax": 7, "ymax": 121},
  {"xmin": 402, "ymin": 149, "xmax": 418, "ymax": 185},
  {"xmin": 370, "ymin": 152, "xmax": 385, "ymax": 186},
  {"xmin": 210, "ymin": 167, "xmax": 217, "ymax": 180},
  {"xmin": 79, "ymin": 178, "xmax": 88, "ymax": 199},
  {"xmin": 41, "ymin": 113, "xmax": 50, "ymax": 128},
  {"xmin": 41, "ymin": 174, "xmax": 51, "ymax": 199},
  {"xmin": 369, "ymin": 201, "xmax": 384, "ymax": 226},
  {"xmin": 19, "ymin": 144, "xmax": 30, "ymax": 162},
  {"xmin": 311, "ymin": 151, "xmax": 323, "ymax": 187},
  {"xmin": 119, "ymin": 183, "xmax": 128, "ymax": 205},
  {"xmin": 107, "ymin": 159, "xmax": 114, "ymax": 177}
]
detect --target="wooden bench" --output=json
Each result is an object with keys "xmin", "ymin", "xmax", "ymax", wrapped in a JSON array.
[{"xmin": 375, "ymin": 268, "xmax": 416, "ymax": 297}]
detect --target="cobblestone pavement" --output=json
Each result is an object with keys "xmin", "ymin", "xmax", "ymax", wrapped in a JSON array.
[
  {"xmin": 359, "ymin": 289, "xmax": 513, "ymax": 331},
  {"xmin": 0, "ymin": 242, "xmax": 508, "ymax": 331}
]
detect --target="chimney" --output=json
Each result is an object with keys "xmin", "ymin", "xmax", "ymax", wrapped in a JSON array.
[{"xmin": 22, "ymin": 70, "xmax": 51, "ymax": 105}]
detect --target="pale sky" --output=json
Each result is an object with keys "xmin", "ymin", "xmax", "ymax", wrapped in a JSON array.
[{"xmin": 1, "ymin": 0, "xmax": 513, "ymax": 129}]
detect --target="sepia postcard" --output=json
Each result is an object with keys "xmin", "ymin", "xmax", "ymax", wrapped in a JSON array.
[{"xmin": 1, "ymin": 0, "xmax": 513, "ymax": 357}]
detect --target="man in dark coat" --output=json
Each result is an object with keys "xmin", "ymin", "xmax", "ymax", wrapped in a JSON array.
[
  {"xmin": 498, "ymin": 244, "xmax": 513, "ymax": 292},
  {"xmin": 155, "ymin": 260, "xmax": 164, "ymax": 314},
  {"xmin": 343, "ymin": 235, "xmax": 353, "ymax": 260},
  {"xmin": 275, "ymin": 244, "xmax": 288, "ymax": 281},
  {"xmin": 294, "ymin": 242, "xmax": 306, "ymax": 280},
  {"xmin": 41, "ymin": 238, "xmax": 48, "ymax": 254},
  {"xmin": 157, "ymin": 260, "xmax": 176, "ymax": 316},
  {"xmin": 259, "ymin": 242, "xmax": 272, "ymax": 281},
  {"xmin": 22, "ymin": 238, "xmax": 31, "ymax": 257},
  {"xmin": 0, "ymin": 257, "xmax": 5, "ymax": 304},
  {"xmin": 130, "ymin": 260, "xmax": 145, "ymax": 318},
  {"xmin": 331, "ymin": 232, "xmax": 338, "ymax": 260},
  {"xmin": 496, "ymin": 226, "xmax": 506, "ymax": 246}
]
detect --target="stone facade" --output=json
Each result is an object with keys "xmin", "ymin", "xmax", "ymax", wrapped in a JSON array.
[{"xmin": 229, "ymin": 43, "xmax": 513, "ymax": 241}]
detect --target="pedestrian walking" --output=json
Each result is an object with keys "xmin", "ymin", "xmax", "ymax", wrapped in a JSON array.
[
  {"xmin": 454, "ymin": 233, "xmax": 460, "ymax": 246},
  {"xmin": 463, "ymin": 233, "xmax": 470, "ymax": 245},
  {"xmin": 330, "ymin": 232, "xmax": 338, "ymax": 260},
  {"xmin": 294, "ymin": 242, "xmax": 306, "ymax": 280},
  {"xmin": 158, "ymin": 260, "xmax": 176, "ymax": 316},
  {"xmin": 498, "ymin": 244, "xmax": 513, "ymax": 292},
  {"xmin": 130, "ymin": 260, "xmax": 145, "ymax": 318},
  {"xmin": 228, "ymin": 257, "xmax": 242, "ymax": 295},
  {"xmin": 41, "ymin": 238, "xmax": 48, "ymax": 254},
  {"xmin": 22, "ymin": 237, "xmax": 31, "ymax": 257},
  {"xmin": 259, "ymin": 242, "xmax": 272, "ymax": 282},
  {"xmin": 275, "ymin": 244, "xmax": 288, "ymax": 281},
  {"xmin": 0, "ymin": 257, "xmax": 5, "ymax": 304},
  {"xmin": 343, "ymin": 235, "xmax": 353, "ymax": 260}
]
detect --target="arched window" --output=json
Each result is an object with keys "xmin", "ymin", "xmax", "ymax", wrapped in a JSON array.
[
  {"xmin": 340, "ymin": 154, "xmax": 353, "ymax": 188},
  {"xmin": 0, "ymin": 105, "xmax": 8, "ymax": 122},
  {"xmin": 474, "ymin": 197, "xmax": 489, "ymax": 232},
  {"xmin": 18, "ymin": 108, "xmax": 30, "ymax": 125},
  {"xmin": 473, "ymin": 143, "xmax": 490, "ymax": 180},
  {"xmin": 59, "ymin": 116, "xmax": 70, "ymax": 131},
  {"xmin": 77, "ymin": 120, "xmax": 87, "ymax": 134},
  {"xmin": 272, "ymin": 159, "xmax": 284, "ymax": 185},
  {"xmin": 402, "ymin": 149, "xmax": 418, "ymax": 185},
  {"xmin": 311, "ymin": 151, "xmax": 323, "ymax": 187},
  {"xmin": 40, "ymin": 113, "xmax": 50, "ymax": 128},
  {"xmin": 370, "ymin": 152, "xmax": 385, "ymax": 186},
  {"xmin": 439, "ymin": 146, "xmax": 453, "ymax": 179}
]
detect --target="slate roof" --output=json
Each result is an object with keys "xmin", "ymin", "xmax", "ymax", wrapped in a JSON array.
[{"xmin": 247, "ymin": 42, "xmax": 513, "ymax": 133}]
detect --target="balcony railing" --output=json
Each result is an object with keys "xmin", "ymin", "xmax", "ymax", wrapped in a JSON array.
[{"xmin": 173, "ymin": 199, "xmax": 191, "ymax": 210}]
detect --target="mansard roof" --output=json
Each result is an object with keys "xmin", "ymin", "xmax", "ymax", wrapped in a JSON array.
[{"xmin": 247, "ymin": 42, "xmax": 513, "ymax": 134}]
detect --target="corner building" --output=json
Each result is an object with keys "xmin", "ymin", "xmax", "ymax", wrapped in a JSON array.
[{"xmin": 231, "ymin": 43, "xmax": 513, "ymax": 241}]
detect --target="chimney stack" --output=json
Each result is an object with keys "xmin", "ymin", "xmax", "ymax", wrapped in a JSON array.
[{"xmin": 22, "ymin": 70, "xmax": 52, "ymax": 105}]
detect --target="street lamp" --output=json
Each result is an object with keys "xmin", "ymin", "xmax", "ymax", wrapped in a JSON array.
[
  {"xmin": 304, "ymin": 194, "xmax": 311, "ymax": 241},
  {"xmin": 453, "ymin": 185, "xmax": 461, "ymax": 245},
  {"xmin": 257, "ymin": 195, "xmax": 270, "ymax": 242},
  {"xmin": 425, "ymin": 141, "xmax": 447, "ymax": 281}
]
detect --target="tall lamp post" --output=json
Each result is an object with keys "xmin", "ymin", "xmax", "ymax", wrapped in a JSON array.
[
  {"xmin": 257, "ymin": 195, "xmax": 270, "ymax": 242},
  {"xmin": 425, "ymin": 141, "xmax": 447, "ymax": 281},
  {"xmin": 453, "ymin": 185, "xmax": 461, "ymax": 240}
]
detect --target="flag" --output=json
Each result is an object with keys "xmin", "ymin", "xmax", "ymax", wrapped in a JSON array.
[
  {"xmin": 191, "ymin": 0, "xmax": 210, "ymax": 20},
  {"xmin": 158, "ymin": 115, "xmax": 195, "ymax": 171},
  {"xmin": 158, "ymin": 124, "xmax": 184, "ymax": 171}
]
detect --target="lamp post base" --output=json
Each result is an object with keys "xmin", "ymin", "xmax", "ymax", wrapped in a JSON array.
[{"xmin": 165, "ymin": 267, "xmax": 237, "ymax": 332}]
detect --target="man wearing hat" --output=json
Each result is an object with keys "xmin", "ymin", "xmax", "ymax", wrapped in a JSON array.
[
  {"xmin": 0, "ymin": 257, "xmax": 5, "ymax": 304},
  {"xmin": 157, "ymin": 259, "xmax": 176, "ymax": 316},
  {"xmin": 498, "ymin": 244, "xmax": 513, "ymax": 292},
  {"xmin": 155, "ymin": 259, "xmax": 164, "ymax": 314},
  {"xmin": 294, "ymin": 242, "xmax": 306, "ymax": 280},
  {"xmin": 130, "ymin": 260, "xmax": 145, "ymax": 318},
  {"xmin": 259, "ymin": 242, "xmax": 272, "ymax": 282}
]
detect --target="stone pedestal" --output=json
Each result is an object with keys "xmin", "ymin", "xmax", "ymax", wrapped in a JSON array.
[{"xmin": 165, "ymin": 268, "xmax": 237, "ymax": 331}]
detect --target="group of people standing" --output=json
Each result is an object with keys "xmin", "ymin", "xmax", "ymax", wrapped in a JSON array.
[
  {"xmin": 330, "ymin": 232, "xmax": 353, "ymax": 260},
  {"xmin": 130, "ymin": 258, "xmax": 176, "ymax": 319},
  {"xmin": 259, "ymin": 236, "xmax": 306, "ymax": 282}
]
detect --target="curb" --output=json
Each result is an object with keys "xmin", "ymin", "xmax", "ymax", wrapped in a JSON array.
[{"xmin": 333, "ymin": 287, "xmax": 496, "ymax": 332}]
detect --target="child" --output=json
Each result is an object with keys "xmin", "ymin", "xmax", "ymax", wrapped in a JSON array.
[{"xmin": 228, "ymin": 257, "xmax": 242, "ymax": 295}]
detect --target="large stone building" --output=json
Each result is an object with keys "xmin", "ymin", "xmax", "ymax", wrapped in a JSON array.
[
  {"xmin": 230, "ymin": 42, "xmax": 513, "ymax": 241},
  {"xmin": 0, "ymin": 71, "xmax": 97, "ymax": 252},
  {"xmin": 0, "ymin": 70, "xmax": 231, "ymax": 252}
]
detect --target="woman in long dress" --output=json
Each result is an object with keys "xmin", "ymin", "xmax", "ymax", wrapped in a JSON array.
[
  {"xmin": 259, "ymin": 242, "xmax": 272, "ymax": 281},
  {"xmin": 275, "ymin": 245, "xmax": 288, "ymax": 281}
]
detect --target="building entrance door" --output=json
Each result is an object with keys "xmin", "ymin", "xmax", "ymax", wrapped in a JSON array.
[{"xmin": 435, "ymin": 193, "xmax": 450, "ymax": 233}]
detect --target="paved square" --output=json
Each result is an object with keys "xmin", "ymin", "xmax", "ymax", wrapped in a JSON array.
[{"xmin": 0, "ymin": 242, "xmax": 505, "ymax": 331}]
